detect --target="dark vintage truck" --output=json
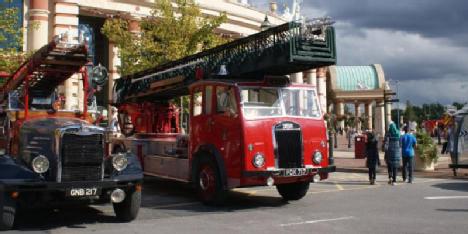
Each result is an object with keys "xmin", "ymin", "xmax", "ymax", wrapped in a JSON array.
[{"xmin": 0, "ymin": 35, "xmax": 143, "ymax": 230}]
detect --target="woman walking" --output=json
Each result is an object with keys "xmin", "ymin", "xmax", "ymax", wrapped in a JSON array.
[
  {"xmin": 385, "ymin": 122, "xmax": 401, "ymax": 185},
  {"xmin": 365, "ymin": 131, "xmax": 379, "ymax": 185}
]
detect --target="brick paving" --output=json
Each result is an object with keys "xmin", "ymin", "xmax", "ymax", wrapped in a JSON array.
[{"xmin": 333, "ymin": 150, "xmax": 468, "ymax": 180}]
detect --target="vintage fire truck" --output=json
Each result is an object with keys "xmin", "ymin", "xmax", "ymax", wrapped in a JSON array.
[
  {"xmin": 0, "ymin": 35, "xmax": 143, "ymax": 230},
  {"xmin": 449, "ymin": 107, "xmax": 468, "ymax": 176},
  {"xmin": 111, "ymin": 20, "xmax": 336, "ymax": 204}
]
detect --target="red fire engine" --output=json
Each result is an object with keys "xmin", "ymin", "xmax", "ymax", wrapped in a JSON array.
[{"xmin": 110, "ymin": 19, "xmax": 337, "ymax": 204}]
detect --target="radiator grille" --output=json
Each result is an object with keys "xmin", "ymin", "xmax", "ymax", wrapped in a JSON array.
[
  {"xmin": 61, "ymin": 133, "xmax": 103, "ymax": 182},
  {"xmin": 275, "ymin": 122, "xmax": 303, "ymax": 168}
]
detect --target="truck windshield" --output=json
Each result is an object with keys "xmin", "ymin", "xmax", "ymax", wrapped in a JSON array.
[{"xmin": 240, "ymin": 87, "xmax": 321, "ymax": 119}]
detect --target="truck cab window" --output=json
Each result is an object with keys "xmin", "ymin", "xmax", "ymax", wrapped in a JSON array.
[
  {"xmin": 216, "ymin": 86, "xmax": 237, "ymax": 115},
  {"xmin": 192, "ymin": 89, "xmax": 203, "ymax": 117}
]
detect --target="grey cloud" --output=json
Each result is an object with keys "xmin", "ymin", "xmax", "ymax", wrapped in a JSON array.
[
  {"xmin": 305, "ymin": 0, "xmax": 468, "ymax": 46},
  {"xmin": 249, "ymin": 0, "xmax": 467, "ymax": 104}
]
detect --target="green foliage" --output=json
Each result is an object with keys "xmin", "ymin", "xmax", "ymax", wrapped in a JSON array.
[
  {"xmin": 0, "ymin": 1, "xmax": 27, "ymax": 73},
  {"xmin": 415, "ymin": 131, "xmax": 438, "ymax": 163},
  {"xmin": 452, "ymin": 102, "xmax": 466, "ymax": 110},
  {"xmin": 404, "ymin": 100, "xmax": 417, "ymax": 124},
  {"xmin": 101, "ymin": 0, "xmax": 227, "ymax": 76},
  {"xmin": 392, "ymin": 102, "xmax": 447, "ymax": 126}
]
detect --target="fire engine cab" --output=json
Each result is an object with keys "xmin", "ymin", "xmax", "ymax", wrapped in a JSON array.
[
  {"xmin": 0, "ymin": 34, "xmax": 142, "ymax": 230},
  {"xmin": 111, "ymin": 20, "xmax": 337, "ymax": 204}
]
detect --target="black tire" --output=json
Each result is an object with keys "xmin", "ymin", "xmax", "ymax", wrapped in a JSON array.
[
  {"xmin": 276, "ymin": 181, "xmax": 310, "ymax": 201},
  {"xmin": 113, "ymin": 189, "xmax": 141, "ymax": 222},
  {"xmin": 0, "ymin": 193, "xmax": 16, "ymax": 231},
  {"xmin": 194, "ymin": 156, "xmax": 227, "ymax": 205}
]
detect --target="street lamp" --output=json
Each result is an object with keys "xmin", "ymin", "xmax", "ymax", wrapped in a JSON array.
[
  {"xmin": 260, "ymin": 15, "xmax": 273, "ymax": 31},
  {"xmin": 387, "ymin": 79, "xmax": 400, "ymax": 128},
  {"xmin": 396, "ymin": 80, "xmax": 400, "ymax": 128}
]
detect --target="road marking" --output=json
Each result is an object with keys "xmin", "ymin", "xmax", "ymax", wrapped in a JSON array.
[
  {"xmin": 280, "ymin": 216, "xmax": 355, "ymax": 227},
  {"xmin": 333, "ymin": 182, "xmax": 344, "ymax": 190},
  {"xmin": 424, "ymin": 196, "xmax": 468, "ymax": 200}
]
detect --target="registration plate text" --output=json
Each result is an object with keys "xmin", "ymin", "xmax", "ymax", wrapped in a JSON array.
[
  {"xmin": 282, "ymin": 168, "xmax": 308, "ymax": 177},
  {"xmin": 67, "ymin": 188, "xmax": 100, "ymax": 197}
]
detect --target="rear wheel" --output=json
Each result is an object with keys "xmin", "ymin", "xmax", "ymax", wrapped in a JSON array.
[
  {"xmin": 276, "ymin": 181, "xmax": 310, "ymax": 201},
  {"xmin": 0, "ymin": 193, "xmax": 16, "ymax": 230},
  {"xmin": 195, "ymin": 157, "xmax": 227, "ymax": 205},
  {"xmin": 113, "ymin": 188, "xmax": 141, "ymax": 222}
]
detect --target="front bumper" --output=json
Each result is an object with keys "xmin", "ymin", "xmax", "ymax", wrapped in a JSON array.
[
  {"xmin": 242, "ymin": 165, "xmax": 336, "ymax": 178},
  {"xmin": 0, "ymin": 178, "xmax": 142, "ymax": 192}
]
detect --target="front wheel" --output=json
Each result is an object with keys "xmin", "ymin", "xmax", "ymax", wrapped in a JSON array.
[
  {"xmin": 195, "ymin": 157, "xmax": 227, "ymax": 205},
  {"xmin": 0, "ymin": 193, "xmax": 16, "ymax": 230},
  {"xmin": 113, "ymin": 188, "xmax": 141, "ymax": 222},
  {"xmin": 276, "ymin": 181, "xmax": 310, "ymax": 201}
]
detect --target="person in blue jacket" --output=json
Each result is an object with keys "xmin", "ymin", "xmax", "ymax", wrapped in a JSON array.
[
  {"xmin": 401, "ymin": 126, "xmax": 417, "ymax": 183},
  {"xmin": 385, "ymin": 122, "xmax": 401, "ymax": 185}
]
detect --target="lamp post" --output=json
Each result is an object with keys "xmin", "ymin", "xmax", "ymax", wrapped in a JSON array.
[{"xmin": 395, "ymin": 80, "xmax": 400, "ymax": 129}]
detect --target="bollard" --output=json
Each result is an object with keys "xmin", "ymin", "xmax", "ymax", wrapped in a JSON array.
[{"xmin": 328, "ymin": 130, "xmax": 334, "ymax": 165}]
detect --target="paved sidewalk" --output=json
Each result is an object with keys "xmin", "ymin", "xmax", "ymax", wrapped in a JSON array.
[{"xmin": 333, "ymin": 150, "xmax": 468, "ymax": 180}]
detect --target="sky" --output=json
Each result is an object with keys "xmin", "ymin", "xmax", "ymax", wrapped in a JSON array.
[{"xmin": 249, "ymin": 0, "xmax": 468, "ymax": 106}]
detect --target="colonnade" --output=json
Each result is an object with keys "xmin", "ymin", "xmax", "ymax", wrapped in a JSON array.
[{"xmin": 290, "ymin": 67, "xmax": 327, "ymax": 114}]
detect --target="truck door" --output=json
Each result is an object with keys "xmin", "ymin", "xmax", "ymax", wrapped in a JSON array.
[
  {"xmin": 211, "ymin": 85, "xmax": 242, "ymax": 186},
  {"xmin": 190, "ymin": 85, "xmax": 214, "ymax": 156}
]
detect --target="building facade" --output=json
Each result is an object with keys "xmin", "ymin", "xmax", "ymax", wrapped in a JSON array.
[
  {"xmin": 18, "ymin": 0, "xmax": 286, "ymax": 111},
  {"xmin": 13, "ymin": 0, "xmax": 387, "ymax": 135}
]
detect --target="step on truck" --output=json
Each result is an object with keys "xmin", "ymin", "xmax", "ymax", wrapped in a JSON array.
[
  {"xmin": 110, "ymin": 19, "xmax": 337, "ymax": 204},
  {"xmin": 0, "ymin": 34, "xmax": 143, "ymax": 230}
]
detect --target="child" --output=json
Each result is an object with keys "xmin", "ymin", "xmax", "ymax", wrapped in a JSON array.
[{"xmin": 366, "ymin": 131, "xmax": 380, "ymax": 185}]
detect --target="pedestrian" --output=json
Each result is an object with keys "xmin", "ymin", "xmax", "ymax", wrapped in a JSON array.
[
  {"xmin": 365, "ymin": 131, "xmax": 379, "ymax": 185},
  {"xmin": 401, "ymin": 126, "xmax": 417, "ymax": 183},
  {"xmin": 384, "ymin": 122, "xmax": 401, "ymax": 185}
]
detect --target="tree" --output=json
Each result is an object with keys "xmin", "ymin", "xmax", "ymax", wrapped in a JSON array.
[
  {"xmin": 101, "ymin": 0, "xmax": 227, "ymax": 76},
  {"xmin": 452, "ymin": 102, "xmax": 466, "ymax": 110},
  {"xmin": 404, "ymin": 100, "xmax": 417, "ymax": 124},
  {"xmin": 0, "ymin": 0, "xmax": 27, "ymax": 74}
]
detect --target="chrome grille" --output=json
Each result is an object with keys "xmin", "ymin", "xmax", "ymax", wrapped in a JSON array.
[
  {"xmin": 61, "ymin": 133, "xmax": 104, "ymax": 182},
  {"xmin": 274, "ymin": 122, "xmax": 303, "ymax": 168}
]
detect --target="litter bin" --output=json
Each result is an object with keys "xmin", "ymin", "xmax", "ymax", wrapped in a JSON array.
[{"xmin": 355, "ymin": 134, "xmax": 367, "ymax": 159}]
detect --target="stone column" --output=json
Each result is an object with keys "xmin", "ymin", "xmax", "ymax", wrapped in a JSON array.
[
  {"xmin": 365, "ymin": 102, "xmax": 373, "ymax": 131},
  {"xmin": 53, "ymin": 0, "xmax": 80, "ymax": 110},
  {"xmin": 335, "ymin": 101, "xmax": 345, "ymax": 130},
  {"xmin": 354, "ymin": 102, "xmax": 361, "ymax": 131},
  {"xmin": 27, "ymin": 0, "xmax": 50, "ymax": 51},
  {"xmin": 108, "ymin": 42, "xmax": 120, "ymax": 120},
  {"xmin": 290, "ymin": 72, "xmax": 303, "ymax": 84},
  {"xmin": 316, "ymin": 68, "xmax": 327, "ymax": 114},
  {"xmin": 375, "ymin": 100, "xmax": 385, "ymax": 137},
  {"xmin": 386, "ymin": 102, "xmax": 393, "ymax": 130},
  {"xmin": 304, "ymin": 69, "xmax": 317, "ymax": 86}
]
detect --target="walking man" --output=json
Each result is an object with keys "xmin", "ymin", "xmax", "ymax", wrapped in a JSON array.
[{"xmin": 401, "ymin": 126, "xmax": 417, "ymax": 183}]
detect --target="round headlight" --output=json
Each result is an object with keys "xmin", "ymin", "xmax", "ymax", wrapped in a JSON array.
[
  {"xmin": 32, "ymin": 155, "xmax": 49, "ymax": 174},
  {"xmin": 112, "ymin": 153, "xmax": 128, "ymax": 172},
  {"xmin": 313, "ymin": 151, "xmax": 323, "ymax": 164},
  {"xmin": 252, "ymin": 153, "xmax": 265, "ymax": 168}
]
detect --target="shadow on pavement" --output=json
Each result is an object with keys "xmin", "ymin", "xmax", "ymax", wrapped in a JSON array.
[
  {"xmin": 141, "ymin": 177, "xmax": 288, "ymax": 213},
  {"xmin": 432, "ymin": 182, "xmax": 468, "ymax": 192},
  {"xmin": 14, "ymin": 205, "xmax": 118, "ymax": 231}
]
